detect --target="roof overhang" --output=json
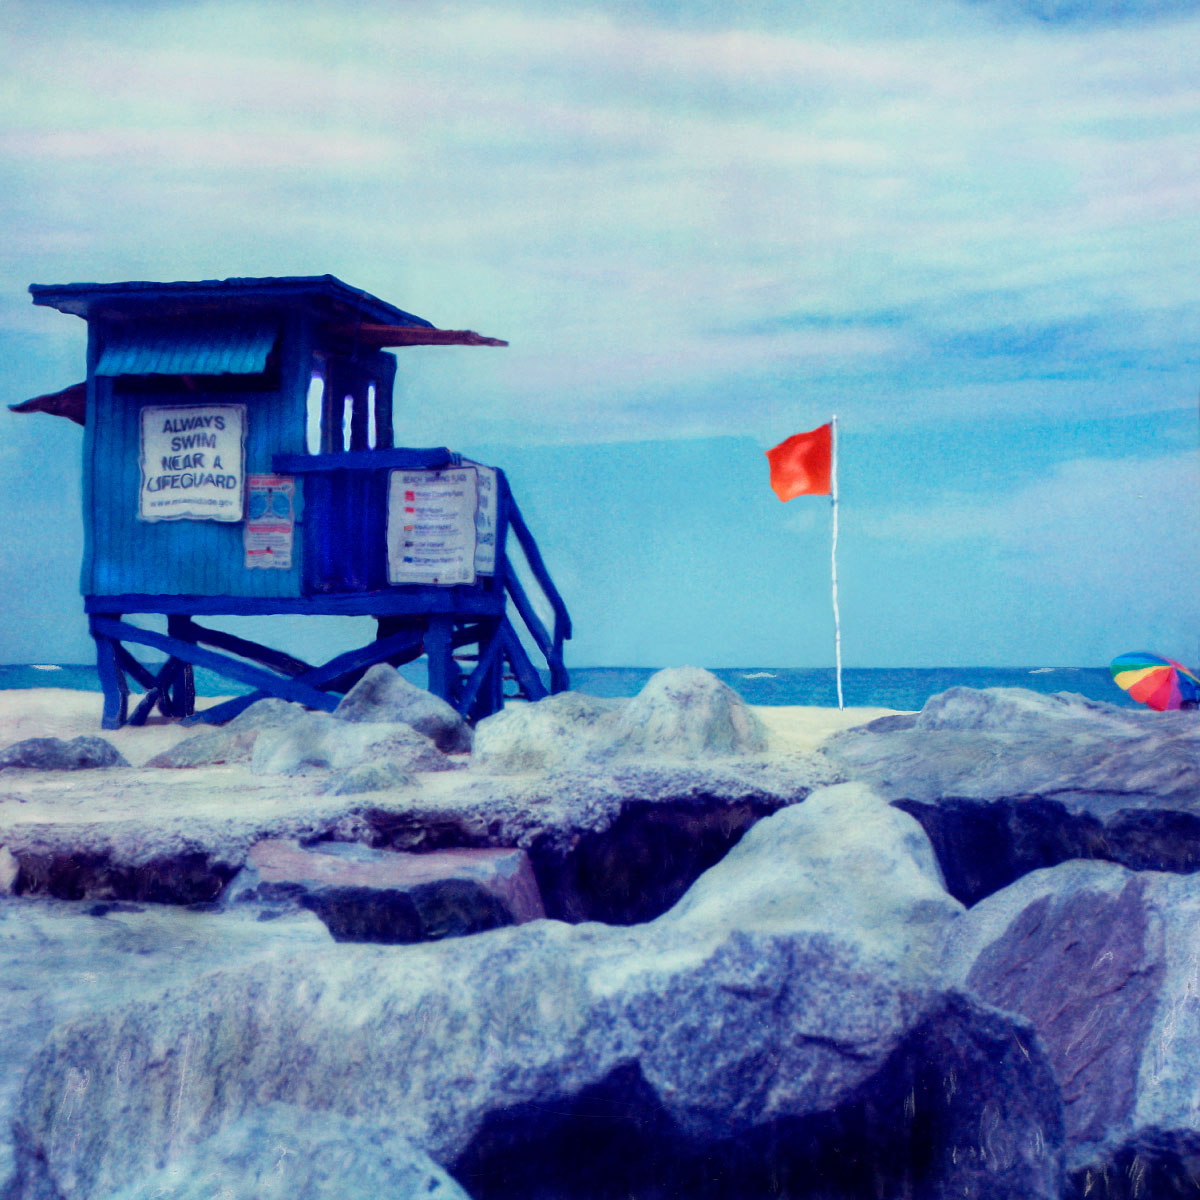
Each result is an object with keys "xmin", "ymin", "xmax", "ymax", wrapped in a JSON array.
[{"xmin": 9, "ymin": 382, "xmax": 86, "ymax": 425}]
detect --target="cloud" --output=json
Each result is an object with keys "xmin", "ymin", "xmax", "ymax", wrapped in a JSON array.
[
  {"xmin": 858, "ymin": 449, "xmax": 1200, "ymax": 590},
  {"xmin": 3, "ymin": 0, "xmax": 1200, "ymax": 452}
]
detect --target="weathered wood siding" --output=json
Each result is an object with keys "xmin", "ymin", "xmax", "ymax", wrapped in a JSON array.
[{"xmin": 82, "ymin": 317, "xmax": 311, "ymax": 598}]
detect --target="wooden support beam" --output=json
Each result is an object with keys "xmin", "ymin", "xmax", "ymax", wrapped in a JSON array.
[
  {"xmin": 184, "ymin": 625, "xmax": 438, "ymax": 725},
  {"xmin": 501, "ymin": 620, "xmax": 548, "ymax": 703},
  {"xmin": 457, "ymin": 624, "xmax": 505, "ymax": 718},
  {"xmin": 128, "ymin": 657, "xmax": 184, "ymax": 727},
  {"xmin": 91, "ymin": 617, "xmax": 341, "ymax": 713},
  {"xmin": 114, "ymin": 644, "xmax": 158, "ymax": 692},
  {"xmin": 185, "ymin": 620, "xmax": 313, "ymax": 678}
]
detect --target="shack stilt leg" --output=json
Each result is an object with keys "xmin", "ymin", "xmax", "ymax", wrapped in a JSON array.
[
  {"xmin": 425, "ymin": 616, "xmax": 456, "ymax": 707},
  {"xmin": 166, "ymin": 616, "xmax": 196, "ymax": 719},
  {"xmin": 91, "ymin": 613, "xmax": 128, "ymax": 730}
]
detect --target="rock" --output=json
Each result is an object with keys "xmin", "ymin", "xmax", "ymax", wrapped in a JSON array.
[
  {"xmin": 0, "ymin": 897, "xmax": 332, "ymax": 1188},
  {"xmin": 226, "ymin": 839, "xmax": 545, "ymax": 943},
  {"xmin": 103, "ymin": 1104, "xmax": 470, "ymax": 1200},
  {"xmin": 942, "ymin": 860, "xmax": 1200, "ymax": 1195},
  {"xmin": 605, "ymin": 666, "xmax": 768, "ymax": 759},
  {"xmin": 660, "ymin": 782, "xmax": 963, "ymax": 979},
  {"xmin": 321, "ymin": 761, "xmax": 415, "ymax": 795},
  {"xmin": 145, "ymin": 699, "xmax": 303, "ymax": 768},
  {"xmin": 8, "ymin": 792, "xmax": 1063, "ymax": 1200},
  {"xmin": 472, "ymin": 691, "xmax": 627, "ymax": 774},
  {"xmin": 334, "ymin": 665, "xmax": 473, "ymax": 753},
  {"xmin": 0, "ymin": 754, "xmax": 835, "ymax": 919},
  {"xmin": 825, "ymin": 686, "xmax": 1200, "ymax": 904},
  {"xmin": 0, "ymin": 736, "xmax": 126, "ymax": 771},
  {"xmin": 250, "ymin": 711, "xmax": 453, "ymax": 776},
  {"xmin": 915, "ymin": 686, "xmax": 1161, "ymax": 735},
  {"xmin": 0, "ymin": 847, "xmax": 16, "ymax": 894}
]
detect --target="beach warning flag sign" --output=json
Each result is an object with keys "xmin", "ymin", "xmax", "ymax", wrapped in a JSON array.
[{"xmin": 765, "ymin": 423, "xmax": 832, "ymax": 501}]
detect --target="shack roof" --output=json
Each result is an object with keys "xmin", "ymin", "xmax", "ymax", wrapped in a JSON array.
[{"xmin": 29, "ymin": 274, "xmax": 435, "ymax": 330}]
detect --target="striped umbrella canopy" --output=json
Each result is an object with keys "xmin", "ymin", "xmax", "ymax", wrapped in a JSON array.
[{"xmin": 1110, "ymin": 652, "xmax": 1200, "ymax": 712}]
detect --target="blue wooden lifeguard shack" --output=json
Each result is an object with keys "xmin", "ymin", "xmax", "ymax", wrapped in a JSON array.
[{"xmin": 15, "ymin": 275, "xmax": 570, "ymax": 728}]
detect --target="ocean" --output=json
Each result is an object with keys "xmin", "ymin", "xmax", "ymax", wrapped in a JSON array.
[{"xmin": 0, "ymin": 663, "xmax": 1135, "ymax": 711}]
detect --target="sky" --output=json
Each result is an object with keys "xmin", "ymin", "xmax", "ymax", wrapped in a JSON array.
[{"xmin": 1, "ymin": 0, "xmax": 1197, "ymax": 669}]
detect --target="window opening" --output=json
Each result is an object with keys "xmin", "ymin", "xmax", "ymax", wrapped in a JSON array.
[
  {"xmin": 342, "ymin": 395, "xmax": 354, "ymax": 452},
  {"xmin": 367, "ymin": 382, "xmax": 377, "ymax": 450},
  {"xmin": 305, "ymin": 373, "xmax": 325, "ymax": 455}
]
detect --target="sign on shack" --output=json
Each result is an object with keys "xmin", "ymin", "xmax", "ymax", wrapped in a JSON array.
[{"xmin": 13, "ymin": 275, "xmax": 571, "ymax": 728}]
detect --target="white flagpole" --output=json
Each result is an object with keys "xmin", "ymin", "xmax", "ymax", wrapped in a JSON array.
[{"xmin": 830, "ymin": 415, "xmax": 844, "ymax": 710}]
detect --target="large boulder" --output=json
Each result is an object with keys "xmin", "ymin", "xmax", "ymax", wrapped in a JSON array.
[
  {"xmin": 8, "ymin": 785, "xmax": 1064, "ymax": 1200},
  {"xmin": 472, "ymin": 691, "xmax": 626, "ymax": 774},
  {"xmin": 943, "ymin": 860, "xmax": 1200, "ymax": 1196},
  {"xmin": 660, "ymin": 782, "xmax": 962, "ymax": 980},
  {"xmin": 0, "ymin": 736, "xmax": 126, "ymax": 771},
  {"xmin": 0, "ymin": 897, "xmax": 332, "ymax": 1188},
  {"xmin": 334, "ymin": 665, "xmax": 473, "ymax": 753},
  {"xmin": 103, "ymin": 1104, "xmax": 470, "ymax": 1200},
  {"xmin": 474, "ymin": 669, "xmax": 767, "ymax": 775},
  {"xmin": 826, "ymin": 686, "xmax": 1200, "ymax": 904},
  {"xmin": 605, "ymin": 666, "xmax": 768, "ymax": 758},
  {"xmin": 226, "ymin": 839, "xmax": 545, "ymax": 943},
  {"xmin": 250, "ymin": 711, "xmax": 454, "ymax": 777}
]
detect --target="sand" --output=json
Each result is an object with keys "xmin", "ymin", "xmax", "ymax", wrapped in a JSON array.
[{"xmin": 0, "ymin": 687, "xmax": 899, "ymax": 766}]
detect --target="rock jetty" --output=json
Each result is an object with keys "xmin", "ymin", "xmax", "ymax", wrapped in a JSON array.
[{"xmin": 0, "ymin": 668, "xmax": 1194, "ymax": 1199}]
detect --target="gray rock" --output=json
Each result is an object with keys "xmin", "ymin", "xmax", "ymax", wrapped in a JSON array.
[
  {"xmin": 825, "ymin": 686, "xmax": 1200, "ymax": 904},
  {"xmin": 104, "ymin": 1104, "xmax": 470, "ymax": 1200},
  {"xmin": 660, "ymin": 782, "xmax": 963, "ymax": 980},
  {"xmin": 8, "ymin": 789, "xmax": 1063, "ymax": 1200},
  {"xmin": 226, "ymin": 839, "xmax": 545, "ymax": 943},
  {"xmin": 321, "ymin": 760, "xmax": 415, "ymax": 795},
  {"xmin": 942, "ymin": 860, "xmax": 1200, "ymax": 1194},
  {"xmin": 472, "ymin": 691, "xmax": 627, "ymax": 773},
  {"xmin": 146, "ymin": 699, "xmax": 303, "ymax": 768},
  {"xmin": 914, "ymin": 686, "xmax": 1161, "ymax": 735},
  {"xmin": 0, "ymin": 736, "xmax": 126, "ymax": 771},
  {"xmin": 334, "ymin": 665, "xmax": 473, "ymax": 753},
  {"xmin": 0, "ymin": 897, "xmax": 332, "ymax": 1188},
  {"xmin": 606, "ymin": 666, "xmax": 768, "ymax": 759},
  {"xmin": 0, "ymin": 757, "xmax": 836, "ymax": 919},
  {"xmin": 250, "ymin": 711, "xmax": 452, "ymax": 776},
  {"xmin": 0, "ymin": 847, "xmax": 16, "ymax": 894}
]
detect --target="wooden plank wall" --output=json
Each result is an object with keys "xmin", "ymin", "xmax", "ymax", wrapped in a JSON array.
[{"xmin": 83, "ymin": 316, "xmax": 311, "ymax": 599}]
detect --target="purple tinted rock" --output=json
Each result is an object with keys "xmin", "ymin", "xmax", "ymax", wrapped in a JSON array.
[
  {"xmin": 944, "ymin": 860, "xmax": 1200, "ymax": 1192},
  {"xmin": 0, "ymin": 736, "xmax": 127, "ymax": 771},
  {"xmin": 334, "ymin": 665, "xmax": 472, "ymax": 754},
  {"xmin": 229, "ymin": 839, "xmax": 544, "ymax": 943}
]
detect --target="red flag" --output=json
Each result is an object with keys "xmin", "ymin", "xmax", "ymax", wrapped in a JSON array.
[{"xmin": 765, "ymin": 424, "xmax": 832, "ymax": 501}]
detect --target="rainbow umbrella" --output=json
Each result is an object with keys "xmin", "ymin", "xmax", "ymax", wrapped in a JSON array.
[{"xmin": 1110, "ymin": 652, "xmax": 1200, "ymax": 711}]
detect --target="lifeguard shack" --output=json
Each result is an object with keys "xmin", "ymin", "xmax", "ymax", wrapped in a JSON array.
[{"xmin": 15, "ymin": 275, "xmax": 570, "ymax": 728}]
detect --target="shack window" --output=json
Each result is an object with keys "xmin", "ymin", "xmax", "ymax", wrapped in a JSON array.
[
  {"xmin": 341, "ymin": 395, "xmax": 354, "ymax": 452},
  {"xmin": 367, "ymin": 383, "xmax": 377, "ymax": 450},
  {"xmin": 305, "ymin": 372, "xmax": 325, "ymax": 455}
]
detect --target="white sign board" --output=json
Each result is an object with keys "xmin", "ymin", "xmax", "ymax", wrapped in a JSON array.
[
  {"xmin": 462, "ymin": 460, "xmax": 499, "ymax": 576},
  {"xmin": 139, "ymin": 404, "xmax": 245, "ymax": 522},
  {"xmin": 387, "ymin": 468, "xmax": 479, "ymax": 586},
  {"xmin": 243, "ymin": 475, "xmax": 294, "ymax": 569}
]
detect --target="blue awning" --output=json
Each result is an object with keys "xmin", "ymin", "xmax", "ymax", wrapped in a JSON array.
[{"xmin": 95, "ymin": 320, "xmax": 278, "ymax": 376}]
